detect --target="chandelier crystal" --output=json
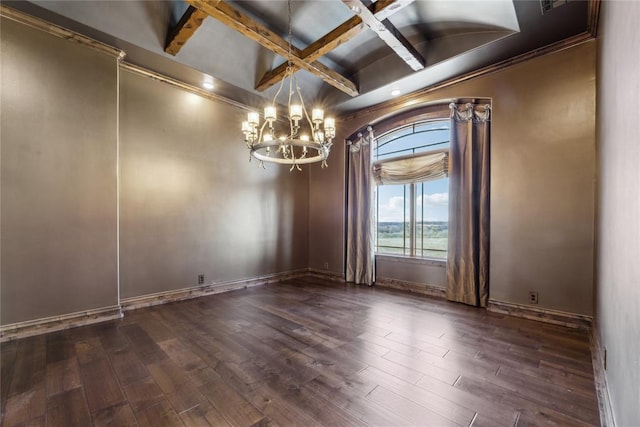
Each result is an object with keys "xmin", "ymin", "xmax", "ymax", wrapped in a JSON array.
[{"xmin": 241, "ymin": 0, "xmax": 335, "ymax": 171}]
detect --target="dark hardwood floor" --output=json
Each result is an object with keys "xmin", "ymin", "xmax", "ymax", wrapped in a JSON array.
[{"xmin": 0, "ymin": 277, "xmax": 600, "ymax": 426}]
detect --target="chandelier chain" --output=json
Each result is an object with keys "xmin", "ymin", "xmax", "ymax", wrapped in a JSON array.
[{"xmin": 287, "ymin": 0, "xmax": 293, "ymax": 72}]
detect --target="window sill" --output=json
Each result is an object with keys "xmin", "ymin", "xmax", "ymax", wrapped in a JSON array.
[{"xmin": 375, "ymin": 254, "xmax": 446, "ymax": 267}]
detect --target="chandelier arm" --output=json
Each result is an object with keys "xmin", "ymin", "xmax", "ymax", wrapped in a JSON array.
[
  {"xmin": 288, "ymin": 71, "xmax": 297, "ymax": 138},
  {"xmin": 272, "ymin": 71, "xmax": 287, "ymax": 105},
  {"xmin": 240, "ymin": 0, "xmax": 333, "ymax": 171},
  {"xmin": 296, "ymin": 83, "xmax": 316, "ymax": 137},
  {"xmin": 257, "ymin": 120, "xmax": 269, "ymax": 143}
]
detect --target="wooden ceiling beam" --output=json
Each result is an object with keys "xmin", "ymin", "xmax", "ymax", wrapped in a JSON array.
[
  {"xmin": 342, "ymin": 0, "xmax": 425, "ymax": 71},
  {"xmin": 256, "ymin": 0, "xmax": 414, "ymax": 92},
  {"xmin": 256, "ymin": 16, "xmax": 363, "ymax": 92},
  {"xmin": 187, "ymin": 0, "xmax": 359, "ymax": 96},
  {"xmin": 165, "ymin": 4, "xmax": 214, "ymax": 56}
]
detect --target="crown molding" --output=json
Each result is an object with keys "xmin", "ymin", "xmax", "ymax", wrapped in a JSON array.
[
  {"xmin": 0, "ymin": 4, "xmax": 125, "ymax": 59},
  {"xmin": 340, "ymin": 31, "xmax": 595, "ymax": 123}
]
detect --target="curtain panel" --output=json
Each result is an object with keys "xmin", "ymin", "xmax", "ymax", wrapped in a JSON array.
[
  {"xmin": 447, "ymin": 102, "xmax": 491, "ymax": 307},
  {"xmin": 346, "ymin": 127, "xmax": 375, "ymax": 286},
  {"xmin": 372, "ymin": 150, "xmax": 449, "ymax": 185}
]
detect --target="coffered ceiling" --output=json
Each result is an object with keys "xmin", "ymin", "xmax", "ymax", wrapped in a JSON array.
[{"xmin": 5, "ymin": 0, "xmax": 595, "ymax": 114}]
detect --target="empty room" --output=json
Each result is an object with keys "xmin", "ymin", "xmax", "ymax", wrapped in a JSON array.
[{"xmin": 1, "ymin": 0, "xmax": 638, "ymax": 425}]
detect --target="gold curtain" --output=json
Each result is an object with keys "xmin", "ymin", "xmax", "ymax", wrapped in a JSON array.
[
  {"xmin": 346, "ymin": 127, "xmax": 375, "ymax": 286},
  {"xmin": 447, "ymin": 103, "xmax": 491, "ymax": 307}
]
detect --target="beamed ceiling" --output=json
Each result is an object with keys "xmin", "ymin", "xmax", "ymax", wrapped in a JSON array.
[{"xmin": 5, "ymin": 0, "xmax": 597, "ymax": 115}]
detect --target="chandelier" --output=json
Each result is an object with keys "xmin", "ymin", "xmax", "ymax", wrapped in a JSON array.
[{"xmin": 241, "ymin": 1, "xmax": 336, "ymax": 171}]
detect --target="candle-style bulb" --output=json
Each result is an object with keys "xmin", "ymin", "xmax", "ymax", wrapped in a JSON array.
[
  {"xmin": 247, "ymin": 112, "xmax": 259, "ymax": 126},
  {"xmin": 290, "ymin": 105, "xmax": 302, "ymax": 122},
  {"xmin": 264, "ymin": 105, "xmax": 276, "ymax": 123},
  {"xmin": 312, "ymin": 108, "xmax": 324, "ymax": 124}
]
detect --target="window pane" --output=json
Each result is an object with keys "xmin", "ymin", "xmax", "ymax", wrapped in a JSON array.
[
  {"xmin": 374, "ymin": 119, "xmax": 450, "ymax": 259},
  {"xmin": 415, "ymin": 178, "xmax": 449, "ymax": 259},
  {"xmin": 375, "ymin": 122, "xmax": 450, "ymax": 160},
  {"xmin": 376, "ymin": 184, "xmax": 410, "ymax": 255}
]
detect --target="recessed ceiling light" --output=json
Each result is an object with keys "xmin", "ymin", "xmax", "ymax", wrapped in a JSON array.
[
  {"xmin": 391, "ymin": 89, "xmax": 401, "ymax": 97},
  {"xmin": 203, "ymin": 79, "xmax": 214, "ymax": 90}
]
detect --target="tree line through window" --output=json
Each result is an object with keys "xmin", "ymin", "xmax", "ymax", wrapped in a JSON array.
[{"xmin": 374, "ymin": 120, "xmax": 450, "ymax": 259}]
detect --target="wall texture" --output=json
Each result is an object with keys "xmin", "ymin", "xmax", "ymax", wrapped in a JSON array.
[
  {"xmin": 376, "ymin": 257, "xmax": 446, "ymax": 287},
  {"xmin": 310, "ymin": 41, "xmax": 596, "ymax": 315},
  {"xmin": 118, "ymin": 70, "xmax": 309, "ymax": 299},
  {"xmin": 1, "ymin": 17, "xmax": 119, "ymax": 324},
  {"xmin": 596, "ymin": 2, "xmax": 640, "ymax": 425},
  {"xmin": 1, "ymin": 16, "xmax": 309, "ymax": 326}
]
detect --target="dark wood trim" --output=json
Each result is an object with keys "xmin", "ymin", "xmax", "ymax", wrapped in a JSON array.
[
  {"xmin": 0, "ymin": 4, "xmax": 125, "ymax": 59},
  {"xmin": 487, "ymin": 299, "xmax": 593, "ymax": 330},
  {"xmin": 0, "ymin": 306, "xmax": 123, "ymax": 343},
  {"xmin": 256, "ymin": 16, "xmax": 364, "ymax": 92},
  {"xmin": 340, "ymin": 32, "xmax": 594, "ymax": 123},
  {"xmin": 0, "ymin": 270, "xmax": 309, "ymax": 342},
  {"xmin": 255, "ymin": 0, "xmax": 412, "ymax": 92},
  {"xmin": 375, "ymin": 277, "xmax": 446, "ymax": 299},
  {"xmin": 590, "ymin": 322, "xmax": 616, "ymax": 426},
  {"xmin": 120, "ymin": 269, "xmax": 308, "ymax": 311},
  {"xmin": 588, "ymin": 0, "xmax": 602, "ymax": 37},
  {"xmin": 307, "ymin": 268, "xmax": 346, "ymax": 284},
  {"xmin": 187, "ymin": 0, "xmax": 359, "ymax": 96},
  {"xmin": 164, "ymin": 5, "xmax": 211, "ymax": 56}
]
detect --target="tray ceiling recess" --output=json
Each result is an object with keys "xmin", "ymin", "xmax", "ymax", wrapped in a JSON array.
[{"xmin": 7, "ymin": 0, "xmax": 594, "ymax": 113}]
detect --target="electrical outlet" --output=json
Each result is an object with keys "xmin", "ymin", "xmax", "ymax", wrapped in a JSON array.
[
  {"xmin": 198, "ymin": 274, "xmax": 205, "ymax": 285},
  {"xmin": 323, "ymin": 262, "xmax": 329, "ymax": 269},
  {"xmin": 528, "ymin": 291, "xmax": 539, "ymax": 304}
]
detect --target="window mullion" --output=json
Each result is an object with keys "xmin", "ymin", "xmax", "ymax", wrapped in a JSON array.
[
  {"xmin": 402, "ymin": 185, "xmax": 406, "ymax": 255},
  {"xmin": 421, "ymin": 181, "xmax": 424, "ymax": 258},
  {"xmin": 410, "ymin": 183, "xmax": 416, "ymax": 257}
]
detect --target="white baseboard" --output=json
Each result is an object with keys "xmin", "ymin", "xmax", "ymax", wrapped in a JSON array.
[
  {"xmin": 590, "ymin": 323, "xmax": 616, "ymax": 427},
  {"xmin": 487, "ymin": 299, "xmax": 592, "ymax": 330},
  {"xmin": 375, "ymin": 276, "xmax": 447, "ymax": 299},
  {"xmin": 0, "ymin": 305, "xmax": 123, "ymax": 342}
]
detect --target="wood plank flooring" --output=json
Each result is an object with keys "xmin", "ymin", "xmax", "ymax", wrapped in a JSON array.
[{"xmin": 0, "ymin": 277, "xmax": 600, "ymax": 426}]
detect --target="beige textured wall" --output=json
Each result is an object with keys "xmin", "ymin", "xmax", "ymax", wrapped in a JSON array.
[
  {"xmin": 596, "ymin": 2, "xmax": 640, "ymax": 425},
  {"xmin": 310, "ymin": 41, "xmax": 596, "ymax": 315},
  {"xmin": 118, "ymin": 71, "xmax": 309, "ymax": 298},
  {"xmin": 1, "ymin": 18, "xmax": 119, "ymax": 324},
  {"xmin": 1, "ymin": 16, "xmax": 309, "ymax": 326}
]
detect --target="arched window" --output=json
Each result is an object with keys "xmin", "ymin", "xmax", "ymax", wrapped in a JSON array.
[{"xmin": 373, "ymin": 120, "xmax": 450, "ymax": 258}]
